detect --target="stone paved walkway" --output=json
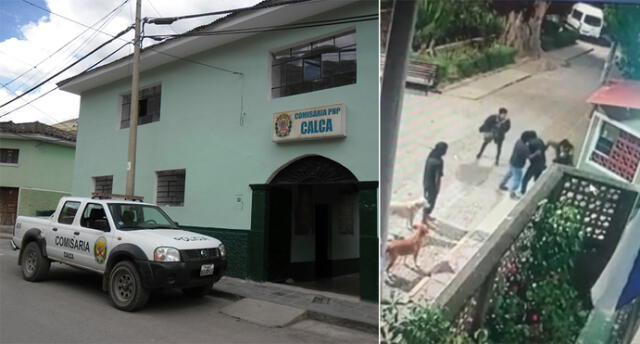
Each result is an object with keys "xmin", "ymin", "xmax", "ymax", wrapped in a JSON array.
[{"xmin": 383, "ymin": 42, "xmax": 610, "ymax": 302}]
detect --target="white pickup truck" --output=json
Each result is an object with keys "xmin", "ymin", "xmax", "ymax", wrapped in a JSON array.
[{"xmin": 10, "ymin": 196, "xmax": 227, "ymax": 311}]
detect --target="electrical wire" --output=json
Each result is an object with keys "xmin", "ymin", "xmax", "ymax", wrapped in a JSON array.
[
  {"xmin": 7, "ymin": 1, "xmax": 130, "ymax": 101},
  {"xmin": 4, "ymin": 0, "xmax": 130, "ymax": 90},
  {"xmin": 0, "ymin": 41, "xmax": 131, "ymax": 119},
  {"xmin": 0, "ymin": 27, "xmax": 133, "ymax": 111},
  {"xmin": 145, "ymin": 14, "xmax": 378, "ymax": 40},
  {"xmin": 144, "ymin": 0, "xmax": 313, "ymax": 24}
]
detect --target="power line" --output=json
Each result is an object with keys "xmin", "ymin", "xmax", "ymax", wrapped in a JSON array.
[
  {"xmin": 0, "ymin": 41, "xmax": 131, "ymax": 120},
  {"xmin": 145, "ymin": 0, "xmax": 312, "ymax": 25},
  {"xmin": 4, "ymin": 0, "xmax": 130, "ymax": 90},
  {"xmin": 0, "ymin": 27, "xmax": 133, "ymax": 110},
  {"xmin": 145, "ymin": 14, "xmax": 378, "ymax": 40}
]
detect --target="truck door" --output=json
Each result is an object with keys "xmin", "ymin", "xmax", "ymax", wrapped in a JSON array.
[
  {"xmin": 75, "ymin": 203, "xmax": 112, "ymax": 272},
  {"xmin": 48, "ymin": 200, "xmax": 81, "ymax": 262}
]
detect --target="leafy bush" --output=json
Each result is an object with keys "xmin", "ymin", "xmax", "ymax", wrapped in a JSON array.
[
  {"xmin": 421, "ymin": 44, "xmax": 516, "ymax": 83},
  {"xmin": 541, "ymin": 20, "xmax": 579, "ymax": 51}
]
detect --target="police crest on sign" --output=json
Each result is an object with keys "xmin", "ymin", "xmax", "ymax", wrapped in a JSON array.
[{"xmin": 272, "ymin": 104, "xmax": 346, "ymax": 143}]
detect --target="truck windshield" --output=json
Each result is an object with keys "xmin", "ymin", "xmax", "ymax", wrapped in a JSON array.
[
  {"xmin": 584, "ymin": 15, "xmax": 602, "ymax": 27},
  {"xmin": 108, "ymin": 203, "xmax": 179, "ymax": 230}
]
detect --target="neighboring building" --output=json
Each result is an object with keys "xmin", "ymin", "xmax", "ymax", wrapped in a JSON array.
[
  {"xmin": 52, "ymin": 118, "xmax": 78, "ymax": 132},
  {"xmin": 0, "ymin": 121, "xmax": 76, "ymax": 226},
  {"xmin": 578, "ymin": 80, "xmax": 640, "ymax": 185},
  {"xmin": 58, "ymin": 0, "xmax": 378, "ymax": 300}
]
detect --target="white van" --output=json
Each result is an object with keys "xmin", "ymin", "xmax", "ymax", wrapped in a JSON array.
[{"xmin": 566, "ymin": 2, "xmax": 604, "ymax": 39}]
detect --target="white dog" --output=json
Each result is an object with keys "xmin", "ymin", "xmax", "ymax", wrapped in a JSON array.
[{"xmin": 389, "ymin": 198, "xmax": 426, "ymax": 229}]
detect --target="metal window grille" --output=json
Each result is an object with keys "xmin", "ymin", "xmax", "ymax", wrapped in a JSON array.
[
  {"xmin": 271, "ymin": 30, "xmax": 356, "ymax": 98},
  {"xmin": 93, "ymin": 176, "xmax": 113, "ymax": 195},
  {"xmin": 0, "ymin": 149, "xmax": 19, "ymax": 164},
  {"xmin": 156, "ymin": 169, "xmax": 185, "ymax": 206},
  {"xmin": 121, "ymin": 85, "xmax": 161, "ymax": 129}
]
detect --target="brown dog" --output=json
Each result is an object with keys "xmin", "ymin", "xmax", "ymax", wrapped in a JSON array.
[{"xmin": 385, "ymin": 222, "xmax": 431, "ymax": 272}]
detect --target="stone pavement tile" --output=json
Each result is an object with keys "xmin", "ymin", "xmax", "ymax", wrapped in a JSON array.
[
  {"xmin": 221, "ymin": 298, "xmax": 306, "ymax": 328},
  {"xmin": 445, "ymin": 69, "xmax": 531, "ymax": 100}
]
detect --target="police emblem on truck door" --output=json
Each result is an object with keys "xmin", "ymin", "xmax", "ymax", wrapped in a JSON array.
[{"xmin": 94, "ymin": 236, "xmax": 107, "ymax": 264}]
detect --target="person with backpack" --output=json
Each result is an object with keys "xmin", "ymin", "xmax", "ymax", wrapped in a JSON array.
[{"xmin": 477, "ymin": 107, "xmax": 511, "ymax": 166}]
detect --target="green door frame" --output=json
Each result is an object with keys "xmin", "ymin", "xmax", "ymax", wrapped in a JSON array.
[{"xmin": 248, "ymin": 181, "xmax": 379, "ymax": 301}]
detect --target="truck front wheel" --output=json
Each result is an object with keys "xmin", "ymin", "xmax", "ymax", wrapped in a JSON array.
[
  {"xmin": 108, "ymin": 261, "xmax": 150, "ymax": 311},
  {"xmin": 21, "ymin": 241, "xmax": 50, "ymax": 282}
]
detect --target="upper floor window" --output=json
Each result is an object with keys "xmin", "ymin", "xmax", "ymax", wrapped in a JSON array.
[
  {"xmin": 271, "ymin": 30, "xmax": 356, "ymax": 98},
  {"xmin": 121, "ymin": 85, "xmax": 161, "ymax": 129},
  {"xmin": 0, "ymin": 149, "xmax": 19, "ymax": 165}
]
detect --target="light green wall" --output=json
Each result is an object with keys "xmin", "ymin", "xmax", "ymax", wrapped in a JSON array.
[
  {"xmin": 18, "ymin": 188, "xmax": 69, "ymax": 217},
  {"xmin": 71, "ymin": 2, "xmax": 379, "ymax": 229},
  {"xmin": 0, "ymin": 138, "xmax": 75, "ymax": 191}
]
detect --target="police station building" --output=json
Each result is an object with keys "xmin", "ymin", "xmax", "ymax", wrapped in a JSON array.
[{"xmin": 57, "ymin": 0, "xmax": 378, "ymax": 301}]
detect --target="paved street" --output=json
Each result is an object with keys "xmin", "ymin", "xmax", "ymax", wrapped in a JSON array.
[
  {"xmin": 0, "ymin": 238, "xmax": 375, "ymax": 344},
  {"xmin": 384, "ymin": 41, "xmax": 611, "ymax": 301}
]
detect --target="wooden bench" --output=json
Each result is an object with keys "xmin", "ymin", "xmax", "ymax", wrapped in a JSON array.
[
  {"xmin": 406, "ymin": 59, "xmax": 439, "ymax": 90},
  {"xmin": 380, "ymin": 54, "xmax": 439, "ymax": 91}
]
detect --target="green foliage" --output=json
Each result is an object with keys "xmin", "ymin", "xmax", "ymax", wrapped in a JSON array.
[
  {"xmin": 413, "ymin": 0, "xmax": 503, "ymax": 51},
  {"xmin": 605, "ymin": 4, "xmax": 640, "ymax": 80},
  {"xmin": 421, "ymin": 44, "xmax": 516, "ymax": 83},
  {"xmin": 381, "ymin": 296, "xmax": 489, "ymax": 344},
  {"xmin": 487, "ymin": 203, "xmax": 590, "ymax": 344}
]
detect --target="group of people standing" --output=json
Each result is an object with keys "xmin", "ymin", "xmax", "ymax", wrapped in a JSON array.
[{"xmin": 422, "ymin": 107, "xmax": 575, "ymax": 222}]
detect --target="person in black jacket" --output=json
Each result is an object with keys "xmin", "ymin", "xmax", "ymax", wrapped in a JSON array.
[
  {"xmin": 423, "ymin": 142, "xmax": 448, "ymax": 223},
  {"xmin": 521, "ymin": 132, "xmax": 547, "ymax": 194},
  {"xmin": 548, "ymin": 139, "xmax": 575, "ymax": 166},
  {"xmin": 477, "ymin": 107, "xmax": 511, "ymax": 166},
  {"xmin": 500, "ymin": 131, "xmax": 536, "ymax": 199}
]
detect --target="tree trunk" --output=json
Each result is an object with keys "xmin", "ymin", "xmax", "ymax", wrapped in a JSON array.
[{"xmin": 501, "ymin": 1, "xmax": 550, "ymax": 59}]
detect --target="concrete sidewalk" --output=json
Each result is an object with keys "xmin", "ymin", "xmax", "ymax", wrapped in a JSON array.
[{"xmin": 213, "ymin": 277, "xmax": 378, "ymax": 332}]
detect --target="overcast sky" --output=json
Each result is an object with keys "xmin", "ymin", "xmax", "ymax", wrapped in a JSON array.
[{"xmin": 0, "ymin": 0, "xmax": 261, "ymax": 124}]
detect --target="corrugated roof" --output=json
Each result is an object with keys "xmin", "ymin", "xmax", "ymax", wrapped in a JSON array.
[
  {"xmin": 587, "ymin": 80, "xmax": 640, "ymax": 110},
  {"xmin": 0, "ymin": 121, "xmax": 77, "ymax": 142}
]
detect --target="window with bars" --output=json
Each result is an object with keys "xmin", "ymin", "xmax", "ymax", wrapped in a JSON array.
[
  {"xmin": 0, "ymin": 149, "xmax": 19, "ymax": 164},
  {"xmin": 271, "ymin": 30, "xmax": 356, "ymax": 98},
  {"xmin": 93, "ymin": 176, "xmax": 113, "ymax": 194},
  {"xmin": 156, "ymin": 169, "xmax": 185, "ymax": 206},
  {"xmin": 121, "ymin": 85, "xmax": 161, "ymax": 129}
]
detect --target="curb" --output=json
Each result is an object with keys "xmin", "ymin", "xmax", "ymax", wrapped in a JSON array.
[{"xmin": 565, "ymin": 47, "xmax": 594, "ymax": 62}]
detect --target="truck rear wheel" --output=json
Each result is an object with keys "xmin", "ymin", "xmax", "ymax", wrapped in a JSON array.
[
  {"xmin": 21, "ymin": 241, "xmax": 50, "ymax": 282},
  {"xmin": 108, "ymin": 261, "xmax": 150, "ymax": 311}
]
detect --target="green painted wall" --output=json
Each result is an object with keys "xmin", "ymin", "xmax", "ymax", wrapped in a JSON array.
[
  {"xmin": 179, "ymin": 226, "xmax": 249, "ymax": 278},
  {"xmin": 17, "ymin": 188, "xmax": 69, "ymax": 217},
  {"xmin": 0, "ymin": 138, "xmax": 75, "ymax": 191},
  {"xmin": 71, "ymin": 2, "xmax": 379, "ymax": 231}
]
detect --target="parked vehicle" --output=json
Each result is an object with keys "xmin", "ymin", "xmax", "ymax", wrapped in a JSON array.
[
  {"xmin": 566, "ymin": 2, "xmax": 604, "ymax": 39},
  {"xmin": 10, "ymin": 196, "xmax": 227, "ymax": 311}
]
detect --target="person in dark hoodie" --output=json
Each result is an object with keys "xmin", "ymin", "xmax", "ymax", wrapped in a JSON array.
[
  {"xmin": 521, "ymin": 131, "xmax": 547, "ymax": 194},
  {"xmin": 423, "ymin": 142, "xmax": 448, "ymax": 223},
  {"xmin": 477, "ymin": 107, "xmax": 511, "ymax": 165},
  {"xmin": 548, "ymin": 139, "xmax": 575, "ymax": 166},
  {"xmin": 500, "ymin": 131, "xmax": 536, "ymax": 199}
]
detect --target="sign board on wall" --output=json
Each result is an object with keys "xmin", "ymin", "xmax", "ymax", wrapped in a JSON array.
[{"xmin": 272, "ymin": 104, "xmax": 346, "ymax": 143}]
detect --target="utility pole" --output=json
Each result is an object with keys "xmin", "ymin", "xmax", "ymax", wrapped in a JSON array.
[{"xmin": 126, "ymin": 0, "xmax": 142, "ymax": 197}]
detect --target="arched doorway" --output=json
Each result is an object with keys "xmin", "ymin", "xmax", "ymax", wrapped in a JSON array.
[{"xmin": 267, "ymin": 156, "xmax": 360, "ymax": 296}]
